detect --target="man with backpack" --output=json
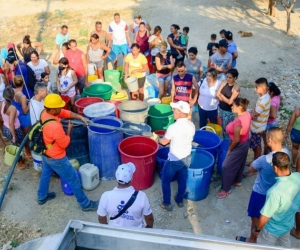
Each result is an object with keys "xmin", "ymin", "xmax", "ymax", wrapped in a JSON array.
[
  {"xmin": 37, "ymin": 93, "xmax": 98, "ymax": 211},
  {"xmin": 97, "ymin": 162, "xmax": 154, "ymax": 228}
]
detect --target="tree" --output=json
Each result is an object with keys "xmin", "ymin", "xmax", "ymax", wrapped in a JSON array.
[
  {"xmin": 268, "ymin": 0, "xmax": 277, "ymax": 16},
  {"xmin": 278, "ymin": 0, "xmax": 297, "ymax": 34}
]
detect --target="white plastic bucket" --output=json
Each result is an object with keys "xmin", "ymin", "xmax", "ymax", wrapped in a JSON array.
[
  {"xmin": 146, "ymin": 98, "xmax": 161, "ymax": 106},
  {"xmin": 88, "ymin": 63, "xmax": 97, "ymax": 76},
  {"xmin": 91, "ymin": 79, "xmax": 104, "ymax": 84},
  {"xmin": 32, "ymin": 151, "xmax": 43, "ymax": 172},
  {"xmin": 125, "ymin": 77, "xmax": 139, "ymax": 92}
]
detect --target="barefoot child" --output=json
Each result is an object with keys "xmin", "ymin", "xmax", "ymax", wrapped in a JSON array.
[
  {"xmin": 41, "ymin": 72, "xmax": 53, "ymax": 93},
  {"xmin": 56, "ymin": 57, "xmax": 78, "ymax": 112}
]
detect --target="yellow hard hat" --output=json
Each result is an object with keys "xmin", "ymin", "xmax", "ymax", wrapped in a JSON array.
[{"xmin": 44, "ymin": 94, "xmax": 66, "ymax": 108}]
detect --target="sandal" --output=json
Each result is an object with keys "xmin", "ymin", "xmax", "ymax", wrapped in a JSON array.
[
  {"xmin": 18, "ymin": 161, "xmax": 28, "ymax": 170},
  {"xmin": 233, "ymin": 183, "xmax": 242, "ymax": 187},
  {"xmin": 217, "ymin": 190, "xmax": 231, "ymax": 199},
  {"xmin": 236, "ymin": 236, "xmax": 247, "ymax": 242}
]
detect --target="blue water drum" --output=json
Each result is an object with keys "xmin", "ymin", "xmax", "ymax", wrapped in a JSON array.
[
  {"xmin": 60, "ymin": 169, "xmax": 81, "ymax": 196},
  {"xmin": 184, "ymin": 149, "xmax": 215, "ymax": 201},
  {"xmin": 217, "ymin": 139, "xmax": 230, "ymax": 174},
  {"xmin": 121, "ymin": 122, "xmax": 151, "ymax": 138},
  {"xmin": 88, "ymin": 116, "xmax": 123, "ymax": 180},
  {"xmin": 192, "ymin": 130, "xmax": 221, "ymax": 161},
  {"xmin": 62, "ymin": 119, "xmax": 90, "ymax": 166}
]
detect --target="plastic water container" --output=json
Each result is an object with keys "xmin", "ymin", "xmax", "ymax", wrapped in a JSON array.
[
  {"xmin": 146, "ymin": 98, "xmax": 161, "ymax": 106},
  {"xmin": 184, "ymin": 149, "xmax": 215, "ymax": 201},
  {"xmin": 32, "ymin": 151, "xmax": 43, "ymax": 172},
  {"xmin": 4, "ymin": 145, "xmax": 19, "ymax": 166},
  {"xmin": 79, "ymin": 163, "xmax": 100, "ymax": 191},
  {"xmin": 217, "ymin": 139, "xmax": 229, "ymax": 174},
  {"xmin": 146, "ymin": 85, "xmax": 159, "ymax": 98},
  {"xmin": 147, "ymin": 104, "xmax": 174, "ymax": 131},
  {"xmin": 69, "ymin": 159, "xmax": 80, "ymax": 170},
  {"xmin": 125, "ymin": 77, "xmax": 139, "ymax": 92},
  {"xmin": 121, "ymin": 122, "xmax": 152, "ymax": 138},
  {"xmin": 60, "ymin": 169, "xmax": 81, "ymax": 196},
  {"xmin": 83, "ymin": 102, "xmax": 116, "ymax": 120}
]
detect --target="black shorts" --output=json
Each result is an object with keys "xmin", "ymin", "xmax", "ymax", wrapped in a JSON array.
[
  {"xmin": 151, "ymin": 56, "xmax": 156, "ymax": 65},
  {"xmin": 137, "ymin": 76, "xmax": 146, "ymax": 89}
]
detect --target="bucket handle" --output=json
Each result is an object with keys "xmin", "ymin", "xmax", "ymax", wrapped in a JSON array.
[
  {"xmin": 200, "ymin": 126, "xmax": 216, "ymax": 134},
  {"xmin": 193, "ymin": 169, "xmax": 203, "ymax": 177}
]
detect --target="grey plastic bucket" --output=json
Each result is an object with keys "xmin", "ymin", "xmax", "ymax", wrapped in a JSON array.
[
  {"xmin": 118, "ymin": 100, "xmax": 149, "ymax": 123},
  {"xmin": 121, "ymin": 122, "xmax": 152, "ymax": 138}
]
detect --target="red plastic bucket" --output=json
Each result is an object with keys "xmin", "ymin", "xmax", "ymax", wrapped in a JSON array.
[
  {"xmin": 61, "ymin": 95, "xmax": 70, "ymax": 110},
  {"xmin": 75, "ymin": 97, "xmax": 104, "ymax": 115},
  {"xmin": 118, "ymin": 136, "xmax": 159, "ymax": 190},
  {"xmin": 154, "ymin": 130, "xmax": 166, "ymax": 136},
  {"xmin": 105, "ymin": 100, "xmax": 122, "ymax": 118}
]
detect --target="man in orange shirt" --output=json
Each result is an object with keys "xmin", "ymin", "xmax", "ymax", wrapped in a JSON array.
[{"xmin": 37, "ymin": 94, "xmax": 98, "ymax": 211}]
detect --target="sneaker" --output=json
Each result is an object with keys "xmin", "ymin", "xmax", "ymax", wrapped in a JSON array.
[
  {"xmin": 160, "ymin": 202, "xmax": 173, "ymax": 211},
  {"xmin": 38, "ymin": 192, "xmax": 56, "ymax": 205},
  {"xmin": 82, "ymin": 200, "xmax": 99, "ymax": 212},
  {"xmin": 174, "ymin": 196, "xmax": 183, "ymax": 208}
]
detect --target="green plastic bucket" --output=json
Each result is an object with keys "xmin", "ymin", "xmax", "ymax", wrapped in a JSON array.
[
  {"xmin": 82, "ymin": 84, "xmax": 113, "ymax": 100},
  {"xmin": 4, "ymin": 145, "xmax": 19, "ymax": 166},
  {"xmin": 104, "ymin": 70, "xmax": 122, "ymax": 92},
  {"xmin": 147, "ymin": 104, "xmax": 174, "ymax": 131}
]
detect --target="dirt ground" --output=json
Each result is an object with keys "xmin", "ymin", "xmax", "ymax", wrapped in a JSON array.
[{"xmin": 1, "ymin": 0, "xmax": 300, "ymax": 248}]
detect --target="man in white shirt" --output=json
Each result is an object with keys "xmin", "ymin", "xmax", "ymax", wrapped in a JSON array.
[
  {"xmin": 97, "ymin": 162, "xmax": 154, "ymax": 228},
  {"xmin": 109, "ymin": 13, "xmax": 131, "ymax": 68},
  {"xmin": 158, "ymin": 101, "xmax": 195, "ymax": 211},
  {"xmin": 29, "ymin": 82, "xmax": 48, "ymax": 124}
]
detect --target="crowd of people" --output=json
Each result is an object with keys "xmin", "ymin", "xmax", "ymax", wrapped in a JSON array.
[{"xmin": 0, "ymin": 12, "xmax": 299, "ymax": 248}]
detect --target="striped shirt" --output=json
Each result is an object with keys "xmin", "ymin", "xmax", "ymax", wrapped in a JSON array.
[
  {"xmin": 173, "ymin": 73, "xmax": 193, "ymax": 103},
  {"xmin": 251, "ymin": 93, "xmax": 271, "ymax": 133}
]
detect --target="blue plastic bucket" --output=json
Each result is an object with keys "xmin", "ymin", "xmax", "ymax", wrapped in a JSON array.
[
  {"xmin": 121, "ymin": 122, "xmax": 151, "ymax": 138},
  {"xmin": 184, "ymin": 149, "xmax": 214, "ymax": 201},
  {"xmin": 107, "ymin": 50, "xmax": 117, "ymax": 62},
  {"xmin": 217, "ymin": 139, "xmax": 230, "ymax": 174},
  {"xmin": 83, "ymin": 102, "xmax": 116, "ymax": 120},
  {"xmin": 88, "ymin": 116, "xmax": 123, "ymax": 180},
  {"xmin": 60, "ymin": 169, "xmax": 81, "ymax": 196},
  {"xmin": 192, "ymin": 130, "xmax": 221, "ymax": 160}
]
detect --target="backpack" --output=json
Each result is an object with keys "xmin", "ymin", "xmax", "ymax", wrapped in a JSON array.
[
  {"xmin": 23, "ymin": 64, "xmax": 37, "ymax": 90},
  {"xmin": 28, "ymin": 111, "xmax": 57, "ymax": 155}
]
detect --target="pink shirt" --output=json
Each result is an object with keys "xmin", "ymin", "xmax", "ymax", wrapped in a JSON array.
[
  {"xmin": 226, "ymin": 111, "xmax": 251, "ymax": 143},
  {"xmin": 268, "ymin": 95, "xmax": 280, "ymax": 124},
  {"xmin": 1, "ymin": 102, "xmax": 21, "ymax": 129},
  {"xmin": 65, "ymin": 49, "xmax": 85, "ymax": 77}
]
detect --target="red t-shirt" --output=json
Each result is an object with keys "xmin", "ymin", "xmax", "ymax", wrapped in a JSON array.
[
  {"xmin": 226, "ymin": 111, "xmax": 251, "ymax": 143},
  {"xmin": 65, "ymin": 49, "xmax": 85, "ymax": 77}
]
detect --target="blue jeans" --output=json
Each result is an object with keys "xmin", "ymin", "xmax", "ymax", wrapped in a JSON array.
[
  {"xmin": 161, "ymin": 155, "xmax": 191, "ymax": 205},
  {"xmin": 198, "ymin": 107, "xmax": 218, "ymax": 129},
  {"xmin": 37, "ymin": 155, "xmax": 90, "ymax": 208}
]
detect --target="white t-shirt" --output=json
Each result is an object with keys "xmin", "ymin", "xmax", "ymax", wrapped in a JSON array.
[
  {"xmin": 198, "ymin": 78, "xmax": 221, "ymax": 111},
  {"xmin": 97, "ymin": 186, "xmax": 152, "ymax": 228},
  {"xmin": 29, "ymin": 98, "xmax": 44, "ymax": 125},
  {"xmin": 59, "ymin": 70, "xmax": 76, "ymax": 97},
  {"xmin": 27, "ymin": 59, "xmax": 49, "ymax": 81},
  {"xmin": 109, "ymin": 20, "xmax": 129, "ymax": 45},
  {"xmin": 165, "ymin": 118, "xmax": 195, "ymax": 161}
]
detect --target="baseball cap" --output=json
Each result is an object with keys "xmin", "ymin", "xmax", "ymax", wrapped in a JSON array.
[
  {"xmin": 7, "ymin": 43, "xmax": 15, "ymax": 49},
  {"xmin": 219, "ymin": 39, "xmax": 228, "ymax": 48},
  {"xmin": 170, "ymin": 101, "xmax": 190, "ymax": 114},
  {"xmin": 225, "ymin": 31, "xmax": 233, "ymax": 40},
  {"xmin": 115, "ymin": 162, "xmax": 136, "ymax": 184}
]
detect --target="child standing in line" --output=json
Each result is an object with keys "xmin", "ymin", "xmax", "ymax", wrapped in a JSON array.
[
  {"xmin": 41, "ymin": 72, "xmax": 53, "ymax": 93},
  {"xmin": 207, "ymin": 34, "xmax": 217, "ymax": 57},
  {"xmin": 249, "ymin": 78, "xmax": 271, "ymax": 161},
  {"xmin": 175, "ymin": 27, "xmax": 189, "ymax": 59}
]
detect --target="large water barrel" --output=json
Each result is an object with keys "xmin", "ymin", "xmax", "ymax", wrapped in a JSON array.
[
  {"xmin": 75, "ymin": 97, "xmax": 104, "ymax": 116},
  {"xmin": 62, "ymin": 119, "xmax": 90, "ymax": 166},
  {"xmin": 192, "ymin": 130, "xmax": 221, "ymax": 161},
  {"xmin": 147, "ymin": 104, "xmax": 174, "ymax": 131},
  {"xmin": 118, "ymin": 100, "xmax": 149, "ymax": 123},
  {"xmin": 184, "ymin": 149, "xmax": 214, "ymax": 201},
  {"xmin": 217, "ymin": 139, "xmax": 230, "ymax": 174},
  {"xmin": 118, "ymin": 136, "xmax": 159, "ymax": 190},
  {"xmin": 83, "ymin": 102, "xmax": 116, "ymax": 120},
  {"xmin": 88, "ymin": 116, "xmax": 123, "ymax": 180},
  {"xmin": 121, "ymin": 122, "xmax": 151, "ymax": 138}
]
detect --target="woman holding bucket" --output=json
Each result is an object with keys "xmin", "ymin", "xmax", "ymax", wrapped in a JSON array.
[
  {"xmin": 198, "ymin": 68, "xmax": 221, "ymax": 128},
  {"xmin": 124, "ymin": 43, "xmax": 148, "ymax": 101},
  {"xmin": 87, "ymin": 34, "xmax": 111, "ymax": 80},
  {"xmin": 216, "ymin": 69, "xmax": 240, "ymax": 139},
  {"xmin": 218, "ymin": 98, "xmax": 251, "ymax": 199},
  {"xmin": 1, "ymin": 88, "xmax": 26, "ymax": 169}
]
